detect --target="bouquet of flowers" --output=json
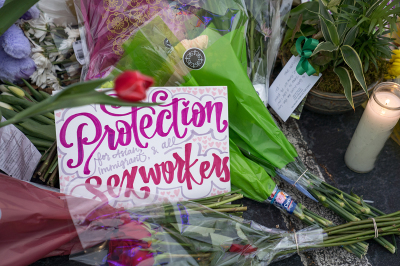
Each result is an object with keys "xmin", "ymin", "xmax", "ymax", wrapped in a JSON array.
[
  {"xmin": 23, "ymin": 5, "xmax": 82, "ymax": 90},
  {"xmin": 67, "ymin": 182, "xmax": 400, "ymax": 265},
  {"xmin": 71, "ymin": 0, "xmax": 373, "ymax": 257},
  {"xmin": 73, "ymin": 0, "xmax": 292, "ymax": 106}
]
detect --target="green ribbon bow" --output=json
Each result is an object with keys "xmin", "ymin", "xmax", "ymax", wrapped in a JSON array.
[{"xmin": 296, "ymin": 36, "xmax": 319, "ymax": 76}]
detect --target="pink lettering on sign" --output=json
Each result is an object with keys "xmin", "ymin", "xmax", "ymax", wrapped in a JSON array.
[{"xmin": 56, "ymin": 87, "xmax": 230, "ymax": 204}]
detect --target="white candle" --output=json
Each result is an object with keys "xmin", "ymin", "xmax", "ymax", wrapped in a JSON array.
[{"xmin": 345, "ymin": 82, "xmax": 400, "ymax": 173}]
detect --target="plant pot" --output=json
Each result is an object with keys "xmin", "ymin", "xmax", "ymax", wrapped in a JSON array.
[{"xmin": 304, "ymin": 80, "xmax": 380, "ymax": 115}]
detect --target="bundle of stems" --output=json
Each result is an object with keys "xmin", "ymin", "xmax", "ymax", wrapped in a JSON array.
[
  {"xmin": 0, "ymin": 80, "xmax": 55, "ymax": 152},
  {"xmin": 274, "ymin": 158, "xmax": 397, "ymax": 254},
  {"xmin": 276, "ymin": 211, "xmax": 400, "ymax": 259},
  {"xmin": 77, "ymin": 199, "xmax": 400, "ymax": 265},
  {"xmin": 33, "ymin": 141, "xmax": 59, "ymax": 186},
  {"xmin": 146, "ymin": 189, "xmax": 248, "ymax": 218},
  {"xmin": 242, "ymin": 147, "xmax": 396, "ymax": 255},
  {"xmin": 239, "ymin": 148, "xmax": 370, "ymax": 257},
  {"xmin": 0, "ymin": 81, "xmax": 59, "ymax": 185}
]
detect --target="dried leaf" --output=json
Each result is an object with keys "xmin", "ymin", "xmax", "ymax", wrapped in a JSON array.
[{"xmin": 291, "ymin": 14, "xmax": 303, "ymax": 42}]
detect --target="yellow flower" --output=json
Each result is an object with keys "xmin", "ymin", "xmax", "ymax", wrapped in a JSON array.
[{"xmin": 386, "ymin": 50, "xmax": 400, "ymax": 79}]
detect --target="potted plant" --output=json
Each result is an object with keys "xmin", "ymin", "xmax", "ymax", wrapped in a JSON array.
[{"xmin": 280, "ymin": 0, "xmax": 399, "ymax": 114}]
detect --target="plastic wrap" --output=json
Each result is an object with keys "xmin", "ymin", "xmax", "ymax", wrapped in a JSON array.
[
  {"xmin": 73, "ymin": 0, "xmax": 293, "ymax": 105},
  {"xmin": 245, "ymin": 0, "xmax": 293, "ymax": 107},
  {"xmin": 0, "ymin": 174, "xmax": 81, "ymax": 266},
  {"xmin": 275, "ymin": 157, "xmax": 322, "ymax": 201},
  {"xmin": 67, "ymin": 189, "xmax": 325, "ymax": 266}
]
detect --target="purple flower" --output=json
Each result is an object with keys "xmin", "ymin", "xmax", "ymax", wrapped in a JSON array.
[{"xmin": 260, "ymin": 23, "xmax": 272, "ymax": 41}]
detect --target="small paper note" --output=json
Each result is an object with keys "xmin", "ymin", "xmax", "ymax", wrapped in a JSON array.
[
  {"xmin": 268, "ymin": 56, "xmax": 321, "ymax": 122},
  {"xmin": 0, "ymin": 117, "xmax": 41, "ymax": 181}
]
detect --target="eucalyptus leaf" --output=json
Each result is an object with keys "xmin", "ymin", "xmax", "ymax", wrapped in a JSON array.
[
  {"xmin": 0, "ymin": 0, "xmax": 39, "ymax": 36},
  {"xmin": 334, "ymin": 67, "xmax": 354, "ymax": 108},
  {"xmin": 340, "ymin": 45, "xmax": 368, "ymax": 95},
  {"xmin": 311, "ymin": 41, "xmax": 338, "ymax": 57}
]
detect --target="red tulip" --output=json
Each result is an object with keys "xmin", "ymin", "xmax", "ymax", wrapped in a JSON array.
[
  {"xmin": 229, "ymin": 244, "xmax": 258, "ymax": 254},
  {"xmin": 114, "ymin": 71, "xmax": 154, "ymax": 102}
]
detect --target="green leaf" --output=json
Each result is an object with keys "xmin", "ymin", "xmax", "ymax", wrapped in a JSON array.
[
  {"xmin": 319, "ymin": 15, "xmax": 340, "ymax": 46},
  {"xmin": 53, "ymin": 77, "xmax": 111, "ymax": 99},
  {"xmin": 368, "ymin": 18, "xmax": 377, "ymax": 34},
  {"xmin": 0, "ymin": 81, "xmax": 158, "ymax": 128},
  {"xmin": 291, "ymin": 14, "xmax": 303, "ymax": 42},
  {"xmin": 337, "ymin": 23, "xmax": 349, "ymax": 42},
  {"xmin": 364, "ymin": 55, "xmax": 370, "ymax": 73},
  {"xmin": 0, "ymin": 0, "xmax": 39, "ymax": 36},
  {"xmin": 311, "ymin": 41, "xmax": 338, "ymax": 56},
  {"xmin": 334, "ymin": 67, "xmax": 354, "ymax": 109},
  {"xmin": 327, "ymin": 0, "xmax": 341, "ymax": 13},
  {"xmin": 287, "ymin": 1, "xmax": 319, "ymax": 29},
  {"xmin": 340, "ymin": 45, "xmax": 368, "ymax": 95},
  {"xmin": 318, "ymin": 0, "xmax": 334, "ymax": 23},
  {"xmin": 312, "ymin": 54, "xmax": 333, "ymax": 66},
  {"xmin": 365, "ymin": 0, "xmax": 381, "ymax": 16},
  {"xmin": 343, "ymin": 26, "xmax": 359, "ymax": 46},
  {"xmin": 282, "ymin": 29, "xmax": 293, "ymax": 46},
  {"xmin": 290, "ymin": 44, "xmax": 299, "ymax": 56},
  {"xmin": 19, "ymin": 121, "xmax": 56, "ymax": 141}
]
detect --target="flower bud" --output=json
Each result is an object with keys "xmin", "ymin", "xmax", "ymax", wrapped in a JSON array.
[
  {"xmin": 1, "ymin": 92, "xmax": 13, "ymax": 96},
  {"xmin": 0, "ymin": 102, "xmax": 14, "ymax": 110},
  {"xmin": 7, "ymin": 86, "xmax": 26, "ymax": 98},
  {"xmin": 114, "ymin": 71, "xmax": 153, "ymax": 102}
]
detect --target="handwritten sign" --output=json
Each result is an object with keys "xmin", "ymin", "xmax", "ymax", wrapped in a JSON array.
[
  {"xmin": 55, "ymin": 87, "xmax": 230, "ymax": 207},
  {"xmin": 268, "ymin": 56, "xmax": 321, "ymax": 122}
]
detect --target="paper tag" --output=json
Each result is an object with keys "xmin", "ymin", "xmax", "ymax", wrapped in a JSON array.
[
  {"xmin": 0, "ymin": 117, "xmax": 41, "ymax": 181},
  {"xmin": 268, "ymin": 56, "xmax": 321, "ymax": 122},
  {"xmin": 73, "ymin": 40, "xmax": 86, "ymax": 65}
]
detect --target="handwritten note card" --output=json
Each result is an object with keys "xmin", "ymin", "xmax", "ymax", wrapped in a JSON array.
[
  {"xmin": 55, "ymin": 87, "xmax": 230, "ymax": 207},
  {"xmin": 268, "ymin": 56, "xmax": 321, "ymax": 122},
  {"xmin": 0, "ymin": 117, "xmax": 41, "ymax": 181}
]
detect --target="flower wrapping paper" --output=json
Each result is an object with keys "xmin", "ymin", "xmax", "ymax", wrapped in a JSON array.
[{"xmin": 75, "ymin": 0, "xmax": 196, "ymax": 80}]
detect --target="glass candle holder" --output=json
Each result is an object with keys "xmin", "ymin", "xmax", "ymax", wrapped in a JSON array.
[{"xmin": 345, "ymin": 82, "xmax": 400, "ymax": 173}]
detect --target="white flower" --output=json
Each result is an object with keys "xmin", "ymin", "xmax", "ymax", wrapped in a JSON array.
[
  {"xmin": 30, "ymin": 68, "xmax": 59, "ymax": 89},
  {"xmin": 28, "ymin": 13, "xmax": 53, "ymax": 42},
  {"xmin": 59, "ymin": 38, "xmax": 75, "ymax": 51},
  {"xmin": 67, "ymin": 64, "xmax": 79, "ymax": 76},
  {"xmin": 65, "ymin": 27, "xmax": 80, "ymax": 39},
  {"xmin": 32, "ymin": 53, "xmax": 53, "ymax": 70}
]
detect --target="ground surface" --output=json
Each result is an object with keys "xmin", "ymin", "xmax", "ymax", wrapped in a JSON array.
[{"xmin": 31, "ymin": 107, "xmax": 400, "ymax": 266}]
